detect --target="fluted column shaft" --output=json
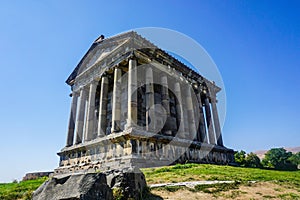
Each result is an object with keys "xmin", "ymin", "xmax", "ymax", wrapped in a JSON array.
[
  {"xmin": 98, "ymin": 76, "xmax": 108, "ymax": 137},
  {"xmin": 145, "ymin": 66, "xmax": 155, "ymax": 131},
  {"xmin": 66, "ymin": 92, "xmax": 78, "ymax": 146},
  {"xmin": 161, "ymin": 75, "xmax": 172, "ymax": 135},
  {"xmin": 211, "ymin": 96, "xmax": 223, "ymax": 146},
  {"xmin": 85, "ymin": 81, "xmax": 97, "ymax": 141},
  {"xmin": 111, "ymin": 67, "xmax": 122, "ymax": 133},
  {"xmin": 185, "ymin": 86, "xmax": 197, "ymax": 140},
  {"xmin": 75, "ymin": 88, "xmax": 87, "ymax": 144},
  {"xmin": 127, "ymin": 58, "xmax": 137, "ymax": 128},
  {"xmin": 197, "ymin": 92, "xmax": 208, "ymax": 143},
  {"xmin": 204, "ymin": 97, "xmax": 216, "ymax": 144},
  {"xmin": 174, "ymin": 82, "xmax": 185, "ymax": 138}
]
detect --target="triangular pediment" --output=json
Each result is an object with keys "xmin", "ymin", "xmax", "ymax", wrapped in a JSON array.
[
  {"xmin": 77, "ymin": 38, "xmax": 130, "ymax": 76},
  {"xmin": 66, "ymin": 31, "xmax": 156, "ymax": 85}
]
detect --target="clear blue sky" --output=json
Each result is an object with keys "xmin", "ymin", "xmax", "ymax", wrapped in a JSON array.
[{"xmin": 0, "ymin": 1, "xmax": 299, "ymax": 182}]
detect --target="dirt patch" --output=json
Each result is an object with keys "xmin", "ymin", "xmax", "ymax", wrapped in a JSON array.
[{"xmin": 149, "ymin": 182, "xmax": 300, "ymax": 200}]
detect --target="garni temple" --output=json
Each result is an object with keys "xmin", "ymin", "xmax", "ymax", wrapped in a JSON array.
[{"xmin": 54, "ymin": 31, "xmax": 234, "ymax": 175}]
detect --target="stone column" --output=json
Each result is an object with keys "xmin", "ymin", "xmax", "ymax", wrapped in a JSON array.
[
  {"xmin": 84, "ymin": 81, "xmax": 97, "ymax": 141},
  {"xmin": 126, "ymin": 58, "xmax": 137, "ymax": 128},
  {"xmin": 145, "ymin": 66, "xmax": 155, "ymax": 131},
  {"xmin": 197, "ymin": 91, "xmax": 208, "ymax": 143},
  {"xmin": 161, "ymin": 75, "xmax": 172, "ymax": 135},
  {"xmin": 75, "ymin": 87, "xmax": 87, "ymax": 144},
  {"xmin": 181, "ymin": 85, "xmax": 189, "ymax": 136},
  {"xmin": 66, "ymin": 92, "xmax": 78, "ymax": 147},
  {"xmin": 111, "ymin": 67, "xmax": 122, "ymax": 133},
  {"xmin": 211, "ymin": 95, "xmax": 223, "ymax": 146},
  {"xmin": 185, "ymin": 86, "xmax": 197, "ymax": 140},
  {"xmin": 204, "ymin": 97, "xmax": 216, "ymax": 145},
  {"xmin": 98, "ymin": 76, "xmax": 108, "ymax": 137},
  {"xmin": 174, "ymin": 82, "xmax": 185, "ymax": 138}
]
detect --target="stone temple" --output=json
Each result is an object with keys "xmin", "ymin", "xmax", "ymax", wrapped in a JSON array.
[{"xmin": 54, "ymin": 31, "xmax": 234, "ymax": 175}]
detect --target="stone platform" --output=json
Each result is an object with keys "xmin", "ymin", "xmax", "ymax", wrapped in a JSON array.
[{"xmin": 55, "ymin": 128, "xmax": 234, "ymax": 175}]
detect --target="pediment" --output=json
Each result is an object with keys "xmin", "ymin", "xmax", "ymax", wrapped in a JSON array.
[
  {"xmin": 66, "ymin": 31, "xmax": 156, "ymax": 86},
  {"xmin": 76, "ymin": 38, "xmax": 130, "ymax": 76}
]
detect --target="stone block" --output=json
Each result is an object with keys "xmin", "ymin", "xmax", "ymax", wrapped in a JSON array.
[
  {"xmin": 32, "ymin": 173, "xmax": 112, "ymax": 200},
  {"xmin": 33, "ymin": 168, "xmax": 147, "ymax": 200}
]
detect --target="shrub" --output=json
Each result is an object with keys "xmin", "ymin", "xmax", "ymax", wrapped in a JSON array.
[
  {"xmin": 262, "ymin": 148, "xmax": 297, "ymax": 170},
  {"xmin": 245, "ymin": 152, "xmax": 262, "ymax": 168}
]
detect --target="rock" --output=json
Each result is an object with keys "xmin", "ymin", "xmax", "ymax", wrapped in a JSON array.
[
  {"xmin": 32, "ymin": 167, "xmax": 147, "ymax": 200},
  {"xmin": 32, "ymin": 173, "xmax": 113, "ymax": 200},
  {"xmin": 105, "ymin": 167, "xmax": 147, "ymax": 199}
]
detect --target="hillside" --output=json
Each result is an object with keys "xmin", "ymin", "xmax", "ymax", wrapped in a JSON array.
[{"xmin": 0, "ymin": 164, "xmax": 299, "ymax": 199}]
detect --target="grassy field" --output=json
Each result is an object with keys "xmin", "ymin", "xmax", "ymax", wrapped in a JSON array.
[
  {"xmin": 142, "ymin": 163, "xmax": 300, "ymax": 185},
  {"xmin": 0, "ymin": 164, "xmax": 299, "ymax": 199},
  {"xmin": 0, "ymin": 177, "xmax": 47, "ymax": 200},
  {"xmin": 141, "ymin": 164, "xmax": 300, "ymax": 199}
]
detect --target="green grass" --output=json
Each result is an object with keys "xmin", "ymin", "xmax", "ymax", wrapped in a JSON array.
[
  {"xmin": 277, "ymin": 193, "xmax": 300, "ymax": 199},
  {"xmin": 141, "ymin": 163, "xmax": 300, "ymax": 187},
  {"xmin": 0, "ymin": 177, "xmax": 48, "ymax": 200},
  {"xmin": 0, "ymin": 164, "xmax": 299, "ymax": 200},
  {"xmin": 143, "ymin": 164, "xmax": 300, "ymax": 199}
]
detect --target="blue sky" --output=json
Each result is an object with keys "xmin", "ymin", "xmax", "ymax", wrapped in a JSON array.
[{"xmin": 0, "ymin": 1, "xmax": 299, "ymax": 182}]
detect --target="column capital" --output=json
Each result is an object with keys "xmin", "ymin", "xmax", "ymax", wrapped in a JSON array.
[
  {"xmin": 160, "ymin": 74, "xmax": 168, "ymax": 86},
  {"xmin": 207, "ymin": 84, "xmax": 217, "ymax": 95},
  {"xmin": 101, "ymin": 76, "xmax": 108, "ymax": 83},
  {"xmin": 202, "ymin": 88, "xmax": 208, "ymax": 95},
  {"xmin": 90, "ymin": 79, "xmax": 99, "ymax": 85},
  {"xmin": 79, "ymin": 85, "xmax": 88, "ymax": 92},
  {"xmin": 210, "ymin": 95, "xmax": 217, "ymax": 103},
  {"xmin": 129, "ymin": 52, "xmax": 136, "ymax": 60},
  {"xmin": 115, "ymin": 66, "xmax": 123, "ymax": 72}
]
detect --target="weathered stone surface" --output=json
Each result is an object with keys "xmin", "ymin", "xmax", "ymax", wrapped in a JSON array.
[
  {"xmin": 105, "ymin": 167, "xmax": 147, "ymax": 199},
  {"xmin": 32, "ymin": 173, "xmax": 112, "ymax": 200},
  {"xmin": 33, "ymin": 168, "xmax": 146, "ymax": 200}
]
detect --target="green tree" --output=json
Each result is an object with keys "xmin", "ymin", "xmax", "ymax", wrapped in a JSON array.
[
  {"xmin": 262, "ymin": 148, "xmax": 296, "ymax": 170},
  {"xmin": 234, "ymin": 150, "xmax": 246, "ymax": 166},
  {"xmin": 288, "ymin": 152, "xmax": 300, "ymax": 167},
  {"xmin": 245, "ymin": 152, "xmax": 262, "ymax": 168}
]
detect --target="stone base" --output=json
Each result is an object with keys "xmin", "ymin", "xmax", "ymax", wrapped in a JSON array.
[
  {"xmin": 56, "ymin": 128, "xmax": 234, "ymax": 175},
  {"xmin": 33, "ymin": 167, "xmax": 146, "ymax": 200}
]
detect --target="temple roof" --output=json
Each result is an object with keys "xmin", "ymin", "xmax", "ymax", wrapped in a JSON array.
[{"xmin": 66, "ymin": 31, "xmax": 220, "ymax": 92}]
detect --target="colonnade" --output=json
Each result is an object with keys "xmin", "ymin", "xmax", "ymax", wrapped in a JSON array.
[{"xmin": 66, "ymin": 58, "xmax": 223, "ymax": 147}]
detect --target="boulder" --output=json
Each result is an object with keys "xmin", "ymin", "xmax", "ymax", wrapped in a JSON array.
[
  {"xmin": 106, "ymin": 167, "xmax": 147, "ymax": 199},
  {"xmin": 32, "ymin": 167, "xmax": 147, "ymax": 200},
  {"xmin": 32, "ymin": 173, "xmax": 112, "ymax": 200}
]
